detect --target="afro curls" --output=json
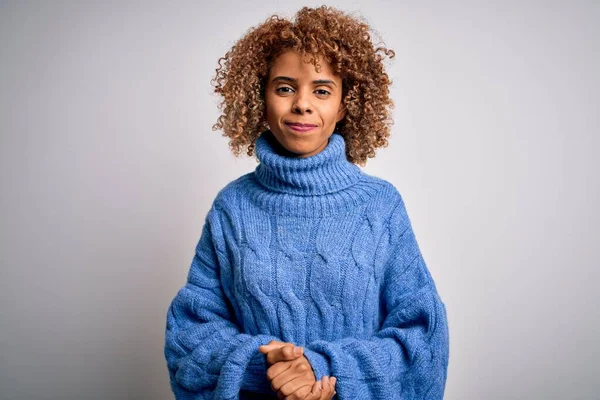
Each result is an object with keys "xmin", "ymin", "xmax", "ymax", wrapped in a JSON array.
[{"xmin": 211, "ymin": 5, "xmax": 395, "ymax": 166}]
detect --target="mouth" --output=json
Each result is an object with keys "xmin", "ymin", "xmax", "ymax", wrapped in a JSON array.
[{"xmin": 285, "ymin": 122, "xmax": 318, "ymax": 132}]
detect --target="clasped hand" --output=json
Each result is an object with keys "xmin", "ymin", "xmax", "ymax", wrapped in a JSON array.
[{"xmin": 259, "ymin": 340, "xmax": 336, "ymax": 400}]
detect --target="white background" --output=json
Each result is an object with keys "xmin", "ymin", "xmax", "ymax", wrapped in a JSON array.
[{"xmin": 1, "ymin": 1, "xmax": 598, "ymax": 399}]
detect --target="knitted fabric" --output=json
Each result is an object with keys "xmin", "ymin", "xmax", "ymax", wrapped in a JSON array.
[{"xmin": 164, "ymin": 130, "xmax": 449, "ymax": 399}]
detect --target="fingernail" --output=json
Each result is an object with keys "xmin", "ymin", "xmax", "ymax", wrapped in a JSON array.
[{"xmin": 294, "ymin": 346, "xmax": 302, "ymax": 355}]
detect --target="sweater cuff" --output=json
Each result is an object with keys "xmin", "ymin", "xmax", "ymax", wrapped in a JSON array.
[
  {"xmin": 303, "ymin": 348, "xmax": 331, "ymax": 380},
  {"xmin": 241, "ymin": 350, "xmax": 272, "ymax": 393},
  {"xmin": 240, "ymin": 334, "xmax": 281, "ymax": 394}
]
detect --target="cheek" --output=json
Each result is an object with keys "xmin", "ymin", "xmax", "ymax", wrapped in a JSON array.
[
  {"xmin": 264, "ymin": 103, "xmax": 275, "ymax": 121},
  {"xmin": 265, "ymin": 97, "xmax": 285, "ymax": 119},
  {"xmin": 326, "ymin": 103, "xmax": 342, "ymax": 120}
]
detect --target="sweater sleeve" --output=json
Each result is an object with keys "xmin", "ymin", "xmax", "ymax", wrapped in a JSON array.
[
  {"xmin": 302, "ymin": 195, "xmax": 450, "ymax": 400},
  {"xmin": 164, "ymin": 206, "xmax": 279, "ymax": 399}
]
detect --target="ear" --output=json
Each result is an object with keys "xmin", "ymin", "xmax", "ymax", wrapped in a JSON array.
[{"xmin": 336, "ymin": 103, "xmax": 347, "ymax": 122}]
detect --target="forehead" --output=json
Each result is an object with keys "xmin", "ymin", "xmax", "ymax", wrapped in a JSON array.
[{"xmin": 268, "ymin": 51, "xmax": 337, "ymax": 79}]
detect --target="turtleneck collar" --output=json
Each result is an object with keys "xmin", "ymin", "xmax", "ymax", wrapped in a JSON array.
[{"xmin": 254, "ymin": 130, "xmax": 362, "ymax": 196}]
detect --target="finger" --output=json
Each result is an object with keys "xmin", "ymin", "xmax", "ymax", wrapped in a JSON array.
[
  {"xmin": 259, "ymin": 340, "xmax": 287, "ymax": 352},
  {"xmin": 330, "ymin": 377, "xmax": 337, "ymax": 399},
  {"xmin": 267, "ymin": 344, "xmax": 303, "ymax": 365},
  {"xmin": 320, "ymin": 377, "xmax": 336, "ymax": 400},
  {"xmin": 302, "ymin": 380, "xmax": 322, "ymax": 400},
  {"xmin": 266, "ymin": 360, "xmax": 293, "ymax": 382},
  {"xmin": 319, "ymin": 377, "xmax": 330, "ymax": 400},
  {"xmin": 259, "ymin": 340, "xmax": 287, "ymax": 354},
  {"xmin": 271, "ymin": 360, "xmax": 310, "ymax": 391},
  {"xmin": 278, "ymin": 374, "xmax": 313, "ymax": 399},
  {"xmin": 283, "ymin": 384, "xmax": 312, "ymax": 400}
]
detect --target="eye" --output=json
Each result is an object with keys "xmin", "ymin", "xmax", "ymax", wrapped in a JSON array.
[
  {"xmin": 315, "ymin": 89, "xmax": 331, "ymax": 96},
  {"xmin": 275, "ymin": 86, "xmax": 294, "ymax": 94}
]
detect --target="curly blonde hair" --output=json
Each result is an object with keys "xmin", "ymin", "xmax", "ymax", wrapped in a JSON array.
[{"xmin": 211, "ymin": 6, "xmax": 395, "ymax": 166}]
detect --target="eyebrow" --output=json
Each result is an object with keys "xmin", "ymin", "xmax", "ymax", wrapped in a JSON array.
[{"xmin": 271, "ymin": 76, "xmax": 338, "ymax": 87}]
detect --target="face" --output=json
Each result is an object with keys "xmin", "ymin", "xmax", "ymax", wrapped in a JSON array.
[{"xmin": 264, "ymin": 50, "xmax": 346, "ymax": 158}]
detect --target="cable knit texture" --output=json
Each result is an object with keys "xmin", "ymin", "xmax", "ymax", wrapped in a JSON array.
[{"xmin": 164, "ymin": 130, "xmax": 450, "ymax": 399}]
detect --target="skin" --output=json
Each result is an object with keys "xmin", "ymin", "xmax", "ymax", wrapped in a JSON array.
[
  {"xmin": 264, "ymin": 50, "xmax": 347, "ymax": 158},
  {"xmin": 259, "ymin": 341, "xmax": 337, "ymax": 400}
]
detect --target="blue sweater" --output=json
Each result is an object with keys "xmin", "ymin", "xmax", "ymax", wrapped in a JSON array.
[{"xmin": 165, "ymin": 131, "xmax": 449, "ymax": 399}]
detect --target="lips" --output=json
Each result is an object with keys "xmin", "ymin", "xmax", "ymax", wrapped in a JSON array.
[
  {"xmin": 285, "ymin": 122, "xmax": 318, "ymax": 133},
  {"xmin": 285, "ymin": 122, "xmax": 318, "ymax": 127}
]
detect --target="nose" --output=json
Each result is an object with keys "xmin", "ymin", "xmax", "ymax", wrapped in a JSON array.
[{"xmin": 292, "ymin": 88, "xmax": 312, "ymax": 114}]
